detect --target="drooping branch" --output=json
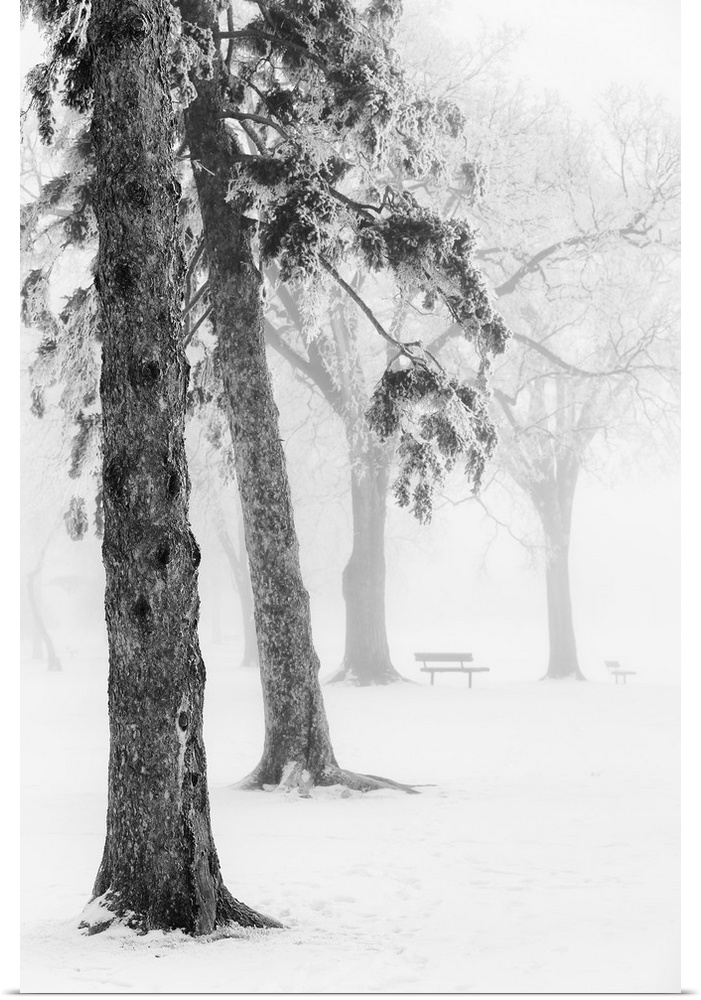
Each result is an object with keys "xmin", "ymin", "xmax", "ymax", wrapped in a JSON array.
[{"xmin": 320, "ymin": 257, "xmax": 419, "ymax": 359}]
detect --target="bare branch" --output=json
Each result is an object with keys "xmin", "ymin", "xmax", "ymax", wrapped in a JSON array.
[
  {"xmin": 220, "ymin": 108, "xmax": 292, "ymax": 142},
  {"xmin": 184, "ymin": 279, "xmax": 210, "ymax": 317},
  {"xmin": 319, "ymin": 258, "xmax": 417, "ymax": 357},
  {"xmin": 183, "ymin": 305, "xmax": 213, "ymax": 347}
]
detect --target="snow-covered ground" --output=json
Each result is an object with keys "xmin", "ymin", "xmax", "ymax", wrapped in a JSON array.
[{"xmin": 21, "ymin": 647, "xmax": 679, "ymax": 993}]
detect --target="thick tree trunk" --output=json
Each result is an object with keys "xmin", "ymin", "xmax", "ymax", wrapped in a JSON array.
[
  {"xmin": 84, "ymin": 0, "xmax": 277, "ymax": 934},
  {"xmin": 180, "ymin": 0, "xmax": 414, "ymax": 794},
  {"xmin": 329, "ymin": 442, "xmax": 404, "ymax": 685}
]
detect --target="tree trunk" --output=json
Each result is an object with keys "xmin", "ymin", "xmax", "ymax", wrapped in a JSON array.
[
  {"xmin": 180, "ymin": 0, "xmax": 414, "ymax": 794},
  {"xmin": 543, "ymin": 535, "xmax": 584, "ymax": 679},
  {"xmin": 84, "ymin": 0, "xmax": 277, "ymax": 934},
  {"xmin": 181, "ymin": 0, "xmax": 337, "ymax": 789},
  {"xmin": 533, "ymin": 470, "xmax": 586, "ymax": 681},
  {"xmin": 329, "ymin": 441, "xmax": 404, "ymax": 685}
]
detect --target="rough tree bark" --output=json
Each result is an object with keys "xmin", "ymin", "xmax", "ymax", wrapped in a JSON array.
[
  {"xmin": 532, "ymin": 463, "xmax": 586, "ymax": 681},
  {"xmin": 180, "ymin": 0, "xmax": 414, "ymax": 792},
  {"xmin": 83, "ymin": 0, "xmax": 278, "ymax": 934}
]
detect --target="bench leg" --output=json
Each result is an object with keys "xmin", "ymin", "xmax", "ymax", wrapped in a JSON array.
[
  {"xmin": 468, "ymin": 672, "xmax": 473, "ymax": 689},
  {"xmin": 430, "ymin": 671, "xmax": 435, "ymax": 686}
]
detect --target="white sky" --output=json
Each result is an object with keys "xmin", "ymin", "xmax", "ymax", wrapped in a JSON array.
[{"xmin": 438, "ymin": 0, "xmax": 680, "ymax": 115}]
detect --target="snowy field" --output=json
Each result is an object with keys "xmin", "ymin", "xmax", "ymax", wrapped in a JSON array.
[{"xmin": 20, "ymin": 644, "xmax": 680, "ymax": 994}]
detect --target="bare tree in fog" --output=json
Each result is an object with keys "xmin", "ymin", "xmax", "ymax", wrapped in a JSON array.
[
  {"xmin": 487, "ymin": 273, "xmax": 678, "ymax": 679},
  {"xmin": 479, "ymin": 95, "xmax": 678, "ymax": 679},
  {"xmin": 436, "ymin": 86, "xmax": 679, "ymax": 679},
  {"xmin": 23, "ymin": 0, "xmax": 280, "ymax": 934}
]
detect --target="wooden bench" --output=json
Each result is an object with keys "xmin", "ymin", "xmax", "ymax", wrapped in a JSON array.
[
  {"xmin": 605, "ymin": 660, "xmax": 636, "ymax": 685},
  {"xmin": 414, "ymin": 652, "xmax": 489, "ymax": 688}
]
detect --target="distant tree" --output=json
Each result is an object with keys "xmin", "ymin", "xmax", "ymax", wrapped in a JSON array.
[
  {"xmin": 24, "ymin": 0, "xmax": 278, "ymax": 933},
  {"xmin": 485, "ymin": 273, "xmax": 678, "ymax": 679},
  {"xmin": 430, "ymin": 82, "xmax": 680, "ymax": 680}
]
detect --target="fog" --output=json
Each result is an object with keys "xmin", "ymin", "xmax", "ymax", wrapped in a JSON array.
[
  {"xmin": 20, "ymin": 351, "xmax": 680, "ymax": 686},
  {"xmin": 433, "ymin": 0, "xmax": 680, "ymax": 116}
]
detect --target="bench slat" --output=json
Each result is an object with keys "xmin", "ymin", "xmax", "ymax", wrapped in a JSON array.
[
  {"xmin": 414, "ymin": 652, "xmax": 473, "ymax": 662},
  {"xmin": 419, "ymin": 666, "xmax": 488, "ymax": 672}
]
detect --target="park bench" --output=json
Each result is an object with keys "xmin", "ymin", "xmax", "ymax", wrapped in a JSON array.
[
  {"xmin": 605, "ymin": 659, "xmax": 636, "ymax": 685},
  {"xmin": 414, "ymin": 652, "xmax": 489, "ymax": 688}
]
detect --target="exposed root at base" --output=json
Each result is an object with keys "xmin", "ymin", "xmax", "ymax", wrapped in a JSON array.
[
  {"xmin": 232, "ymin": 760, "xmax": 419, "ymax": 795},
  {"xmin": 230, "ymin": 767, "xmax": 268, "ymax": 791},
  {"xmin": 78, "ymin": 888, "xmax": 283, "ymax": 936},
  {"xmin": 219, "ymin": 887, "xmax": 284, "ymax": 929},
  {"xmin": 323, "ymin": 664, "xmax": 411, "ymax": 686},
  {"xmin": 320, "ymin": 767, "xmax": 419, "ymax": 794}
]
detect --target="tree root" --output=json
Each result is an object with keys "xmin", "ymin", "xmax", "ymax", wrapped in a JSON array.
[
  {"xmin": 218, "ymin": 887, "xmax": 283, "ymax": 929},
  {"xmin": 230, "ymin": 764, "xmax": 267, "ymax": 791},
  {"xmin": 232, "ymin": 760, "xmax": 419, "ymax": 795},
  {"xmin": 78, "ymin": 887, "xmax": 282, "ymax": 936},
  {"xmin": 319, "ymin": 767, "xmax": 419, "ymax": 794},
  {"xmin": 323, "ymin": 663, "xmax": 411, "ymax": 685}
]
